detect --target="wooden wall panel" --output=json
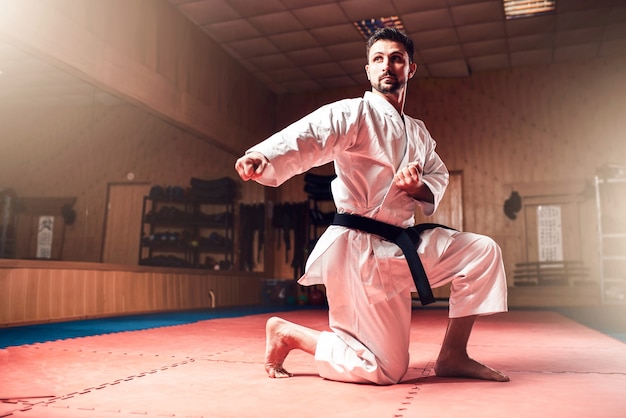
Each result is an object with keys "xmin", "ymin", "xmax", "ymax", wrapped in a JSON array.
[
  {"xmin": 0, "ymin": 261, "xmax": 263, "ymax": 327},
  {"xmin": 0, "ymin": 0, "xmax": 622, "ymax": 307}
]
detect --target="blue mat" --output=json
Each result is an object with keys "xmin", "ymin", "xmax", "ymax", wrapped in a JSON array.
[{"xmin": 0, "ymin": 305, "xmax": 307, "ymax": 349}]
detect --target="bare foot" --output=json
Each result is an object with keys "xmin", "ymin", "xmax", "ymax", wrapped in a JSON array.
[
  {"xmin": 435, "ymin": 354, "xmax": 510, "ymax": 382},
  {"xmin": 265, "ymin": 317, "xmax": 294, "ymax": 378}
]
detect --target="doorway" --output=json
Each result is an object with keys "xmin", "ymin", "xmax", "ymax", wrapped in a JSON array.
[
  {"xmin": 414, "ymin": 170, "xmax": 463, "ymax": 230},
  {"xmin": 102, "ymin": 182, "xmax": 151, "ymax": 264}
]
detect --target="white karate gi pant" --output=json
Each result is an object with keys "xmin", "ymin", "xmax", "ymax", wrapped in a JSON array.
[{"xmin": 313, "ymin": 227, "xmax": 508, "ymax": 385}]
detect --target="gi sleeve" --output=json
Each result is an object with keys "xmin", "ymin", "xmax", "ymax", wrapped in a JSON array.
[
  {"xmin": 414, "ymin": 123, "xmax": 449, "ymax": 216},
  {"xmin": 247, "ymin": 99, "xmax": 360, "ymax": 187}
]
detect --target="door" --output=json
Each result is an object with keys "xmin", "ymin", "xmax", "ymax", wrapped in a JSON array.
[
  {"xmin": 414, "ymin": 171, "xmax": 463, "ymax": 299},
  {"xmin": 102, "ymin": 182, "xmax": 151, "ymax": 264}
]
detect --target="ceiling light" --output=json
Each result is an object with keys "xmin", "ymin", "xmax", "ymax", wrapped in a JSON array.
[
  {"xmin": 353, "ymin": 16, "xmax": 405, "ymax": 39},
  {"xmin": 504, "ymin": 0, "xmax": 555, "ymax": 19}
]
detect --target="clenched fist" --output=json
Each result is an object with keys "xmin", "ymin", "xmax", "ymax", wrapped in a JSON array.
[
  {"xmin": 394, "ymin": 161, "xmax": 423, "ymax": 190},
  {"xmin": 394, "ymin": 161, "xmax": 433, "ymax": 202},
  {"xmin": 235, "ymin": 152, "xmax": 269, "ymax": 181}
]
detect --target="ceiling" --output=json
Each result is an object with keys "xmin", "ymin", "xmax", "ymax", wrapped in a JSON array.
[
  {"xmin": 168, "ymin": 0, "xmax": 626, "ymax": 94},
  {"xmin": 0, "ymin": 0, "xmax": 624, "ymax": 108}
]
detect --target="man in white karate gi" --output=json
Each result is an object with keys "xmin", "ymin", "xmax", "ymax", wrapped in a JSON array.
[{"xmin": 235, "ymin": 28, "xmax": 509, "ymax": 385}]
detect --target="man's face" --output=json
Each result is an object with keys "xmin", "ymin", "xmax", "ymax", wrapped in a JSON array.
[{"xmin": 365, "ymin": 40, "xmax": 416, "ymax": 95}]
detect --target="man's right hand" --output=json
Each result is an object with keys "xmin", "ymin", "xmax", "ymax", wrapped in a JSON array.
[{"xmin": 234, "ymin": 151, "xmax": 269, "ymax": 181}]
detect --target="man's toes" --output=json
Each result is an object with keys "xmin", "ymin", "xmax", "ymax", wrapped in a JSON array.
[
  {"xmin": 266, "ymin": 364, "xmax": 292, "ymax": 378},
  {"xmin": 273, "ymin": 366, "xmax": 292, "ymax": 378}
]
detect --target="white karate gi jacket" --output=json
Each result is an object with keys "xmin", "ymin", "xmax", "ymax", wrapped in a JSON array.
[
  {"xmin": 250, "ymin": 91, "xmax": 449, "ymax": 303},
  {"xmin": 249, "ymin": 91, "xmax": 507, "ymax": 384}
]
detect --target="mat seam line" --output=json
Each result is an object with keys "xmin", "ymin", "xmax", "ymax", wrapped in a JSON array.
[
  {"xmin": 392, "ymin": 360, "xmax": 435, "ymax": 418},
  {"xmin": 4, "ymin": 356, "xmax": 208, "ymax": 417}
]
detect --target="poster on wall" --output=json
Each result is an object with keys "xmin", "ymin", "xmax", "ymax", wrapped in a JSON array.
[
  {"xmin": 37, "ymin": 215, "xmax": 54, "ymax": 259},
  {"xmin": 537, "ymin": 205, "xmax": 563, "ymax": 262}
]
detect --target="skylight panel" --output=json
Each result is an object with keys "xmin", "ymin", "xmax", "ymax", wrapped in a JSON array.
[
  {"xmin": 504, "ymin": 0, "xmax": 556, "ymax": 19},
  {"xmin": 353, "ymin": 16, "xmax": 405, "ymax": 39}
]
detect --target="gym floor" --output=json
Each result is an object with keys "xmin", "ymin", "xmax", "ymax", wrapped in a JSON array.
[{"xmin": 1, "ymin": 305, "xmax": 625, "ymax": 418}]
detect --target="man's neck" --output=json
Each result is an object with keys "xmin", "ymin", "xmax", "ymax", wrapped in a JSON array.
[{"xmin": 371, "ymin": 88, "xmax": 406, "ymax": 116}]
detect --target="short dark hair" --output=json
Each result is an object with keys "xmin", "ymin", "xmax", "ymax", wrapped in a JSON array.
[{"xmin": 366, "ymin": 27, "xmax": 414, "ymax": 63}]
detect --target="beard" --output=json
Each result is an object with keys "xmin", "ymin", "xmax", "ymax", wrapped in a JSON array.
[{"xmin": 372, "ymin": 73, "xmax": 404, "ymax": 94}]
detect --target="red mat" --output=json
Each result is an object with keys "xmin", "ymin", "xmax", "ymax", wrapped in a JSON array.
[{"xmin": 1, "ymin": 309, "xmax": 625, "ymax": 418}]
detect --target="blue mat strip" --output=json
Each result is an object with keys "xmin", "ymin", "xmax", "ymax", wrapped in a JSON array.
[{"xmin": 0, "ymin": 305, "xmax": 306, "ymax": 349}]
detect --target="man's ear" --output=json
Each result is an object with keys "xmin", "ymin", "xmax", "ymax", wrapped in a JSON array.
[
  {"xmin": 365, "ymin": 64, "xmax": 370, "ymax": 80},
  {"xmin": 409, "ymin": 62, "xmax": 418, "ymax": 79}
]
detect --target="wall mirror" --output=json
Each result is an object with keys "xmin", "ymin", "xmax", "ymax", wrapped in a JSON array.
[{"xmin": 0, "ymin": 41, "xmax": 260, "ymax": 272}]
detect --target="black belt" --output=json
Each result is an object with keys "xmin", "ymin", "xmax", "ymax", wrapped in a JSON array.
[{"xmin": 332, "ymin": 213, "xmax": 455, "ymax": 306}]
